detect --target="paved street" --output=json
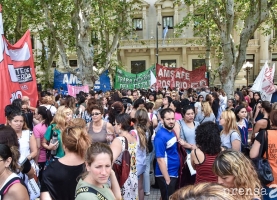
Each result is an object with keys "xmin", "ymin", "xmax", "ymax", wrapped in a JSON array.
[{"xmin": 145, "ymin": 188, "xmax": 160, "ymax": 200}]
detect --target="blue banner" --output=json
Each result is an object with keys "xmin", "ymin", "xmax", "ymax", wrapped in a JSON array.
[
  {"xmin": 53, "ymin": 69, "xmax": 82, "ymax": 93},
  {"xmin": 94, "ymin": 70, "xmax": 111, "ymax": 92},
  {"xmin": 53, "ymin": 69, "xmax": 111, "ymax": 93}
]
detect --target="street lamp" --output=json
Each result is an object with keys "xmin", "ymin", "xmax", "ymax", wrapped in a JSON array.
[
  {"xmin": 242, "ymin": 61, "xmax": 253, "ymax": 87},
  {"xmin": 156, "ymin": 22, "xmax": 161, "ymax": 64}
]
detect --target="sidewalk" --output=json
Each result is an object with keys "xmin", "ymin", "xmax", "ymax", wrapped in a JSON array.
[{"xmin": 145, "ymin": 188, "xmax": 160, "ymax": 200}]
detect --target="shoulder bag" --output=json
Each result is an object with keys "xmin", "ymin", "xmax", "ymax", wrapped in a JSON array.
[
  {"xmin": 251, "ymin": 130, "xmax": 274, "ymax": 185},
  {"xmin": 112, "ymin": 136, "xmax": 131, "ymax": 187},
  {"xmin": 75, "ymin": 186, "xmax": 108, "ymax": 200}
]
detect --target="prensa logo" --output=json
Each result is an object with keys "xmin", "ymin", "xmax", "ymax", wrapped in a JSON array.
[{"xmin": 21, "ymin": 85, "xmax": 28, "ymax": 90}]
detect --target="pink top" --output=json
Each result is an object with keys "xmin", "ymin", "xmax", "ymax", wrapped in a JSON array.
[
  {"xmin": 175, "ymin": 113, "xmax": 182, "ymax": 121},
  {"xmin": 33, "ymin": 123, "xmax": 48, "ymax": 162}
]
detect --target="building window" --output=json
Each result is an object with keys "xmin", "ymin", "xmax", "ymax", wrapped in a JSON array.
[
  {"xmin": 272, "ymin": 53, "xmax": 277, "ymax": 61},
  {"xmin": 52, "ymin": 61, "xmax": 57, "ymax": 68},
  {"xmin": 192, "ymin": 59, "xmax": 205, "ymax": 70},
  {"xmin": 246, "ymin": 54, "xmax": 255, "ymax": 62},
  {"xmin": 161, "ymin": 60, "xmax": 176, "ymax": 68},
  {"xmin": 133, "ymin": 18, "xmax": 143, "ymax": 30},
  {"xmin": 69, "ymin": 60, "xmax": 78, "ymax": 67},
  {"xmin": 131, "ymin": 60, "xmax": 146, "ymax": 74},
  {"xmin": 193, "ymin": 14, "xmax": 205, "ymax": 36},
  {"xmin": 162, "ymin": 16, "xmax": 174, "ymax": 29}
]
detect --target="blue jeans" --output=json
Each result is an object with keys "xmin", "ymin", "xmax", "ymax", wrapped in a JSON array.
[
  {"xmin": 143, "ymin": 154, "xmax": 151, "ymax": 193},
  {"xmin": 263, "ymin": 186, "xmax": 277, "ymax": 200}
]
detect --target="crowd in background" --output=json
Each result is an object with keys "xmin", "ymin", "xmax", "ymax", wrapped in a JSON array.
[{"xmin": 0, "ymin": 85, "xmax": 277, "ymax": 200}]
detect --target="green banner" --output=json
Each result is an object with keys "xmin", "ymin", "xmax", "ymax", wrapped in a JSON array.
[{"xmin": 115, "ymin": 65, "xmax": 155, "ymax": 89}]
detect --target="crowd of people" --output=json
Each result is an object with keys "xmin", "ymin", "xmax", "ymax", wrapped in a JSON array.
[{"xmin": 0, "ymin": 86, "xmax": 277, "ymax": 200}]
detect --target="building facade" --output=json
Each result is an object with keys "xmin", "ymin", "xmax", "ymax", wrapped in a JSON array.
[{"xmin": 119, "ymin": 0, "xmax": 277, "ymax": 88}]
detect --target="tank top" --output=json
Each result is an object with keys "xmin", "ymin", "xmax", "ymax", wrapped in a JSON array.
[
  {"xmin": 88, "ymin": 121, "xmax": 108, "ymax": 143},
  {"xmin": 194, "ymin": 149, "xmax": 218, "ymax": 184}
]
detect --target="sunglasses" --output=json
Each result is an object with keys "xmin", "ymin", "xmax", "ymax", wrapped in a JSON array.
[{"xmin": 91, "ymin": 112, "xmax": 101, "ymax": 116}]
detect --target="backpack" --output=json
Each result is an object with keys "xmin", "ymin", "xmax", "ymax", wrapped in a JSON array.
[{"xmin": 112, "ymin": 137, "xmax": 131, "ymax": 187}]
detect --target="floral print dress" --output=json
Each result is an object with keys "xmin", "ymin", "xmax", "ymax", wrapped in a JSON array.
[{"xmin": 114, "ymin": 136, "xmax": 138, "ymax": 200}]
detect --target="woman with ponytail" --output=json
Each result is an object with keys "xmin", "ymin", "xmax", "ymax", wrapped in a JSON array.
[
  {"xmin": 33, "ymin": 106, "xmax": 53, "ymax": 182},
  {"xmin": 131, "ymin": 108, "xmax": 149, "ymax": 199},
  {"xmin": 40, "ymin": 118, "xmax": 91, "ymax": 200},
  {"xmin": 0, "ymin": 144, "xmax": 29, "ymax": 199}
]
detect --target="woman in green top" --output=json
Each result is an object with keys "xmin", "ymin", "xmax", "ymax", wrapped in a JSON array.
[
  {"xmin": 75, "ymin": 142, "xmax": 121, "ymax": 200},
  {"xmin": 42, "ymin": 106, "xmax": 73, "ymax": 158}
]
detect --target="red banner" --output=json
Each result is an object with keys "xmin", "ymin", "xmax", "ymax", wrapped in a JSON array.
[
  {"xmin": 156, "ymin": 64, "xmax": 208, "ymax": 89},
  {"xmin": 0, "ymin": 6, "xmax": 38, "ymax": 123}
]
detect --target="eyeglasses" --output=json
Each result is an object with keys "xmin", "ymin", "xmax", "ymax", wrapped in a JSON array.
[{"xmin": 91, "ymin": 112, "xmax": 101, "ymax": 116}]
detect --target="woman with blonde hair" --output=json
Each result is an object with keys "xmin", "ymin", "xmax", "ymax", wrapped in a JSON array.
[
  {"xmin": 40, "ymin": 95, "xmax": 57, "ymax": 116},
  {"xmin": 219, "ymin": 110, "xmax": 241, "ymax": 151},
  {"xmin": 40, "ymin": 119, "xmax": 91, "ymax": 200},
  {"xmin": 195, "ymin": 101, "xmax": 215, "ymax": 124},
  {"xmin": 213, "ymin": 150, "xmax": 261, "ymax": 200},
  {"xmin": 169, "ymin": 182, "xmax": 236, "ymax": 200},
  {"xmin": 42, "ymin": 106, "xmax": 73, "ymax": 160}
]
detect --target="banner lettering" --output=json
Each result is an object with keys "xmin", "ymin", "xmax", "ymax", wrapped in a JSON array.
[{"xmin": 156, "ymin": 64, "xmax": 207, "ymax": 89}]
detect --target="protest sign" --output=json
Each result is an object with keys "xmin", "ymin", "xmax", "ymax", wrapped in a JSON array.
[
  {"xmin": 94, "ymin": 70, "xmax": 111, "ymax": 92},
  {"xmin": 156, "ymin": 64, "xmax": 207, "ymax": 89},
  {"xmin": 67, "ymin": 85, "xmax": 89, "ymax": 97},
  {"xmin": 114, "ymin": 65, "xmax": 155, "ymax": 89},
  {"xmin": 0, "ymin": 6, "xmax": 38, "ymax": 123}
]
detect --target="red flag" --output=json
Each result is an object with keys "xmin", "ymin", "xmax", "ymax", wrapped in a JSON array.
[{"xmin": 0, "ymin": 6, "xmax": 38, "ymax": 123}]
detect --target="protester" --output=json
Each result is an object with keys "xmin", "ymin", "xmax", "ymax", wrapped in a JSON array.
[
  {"xmin": 213, "ymin": 149, "xmax": 261, "ymax": 200},
  {"xmin": 75, "ymin": 142, "xmax": 121, "ymax": 200},
  {"xmin": 191, "ymin": 121, "xmax": 221, "ymax": 184},
  {"xmin": 40, "ymin": 122, "xmax": 91, "ymax": 200},
  {"xmin": 195, "ymin": 101, "xmax": 215, "ymax": 124},
  {"xmin": 0, "ymin": 126, "xmax": 35, "ymax": 180},
  {"xmin": 33, "ymin": 106, "xmax": 53, "ymax": 182},
  {"xmin": 7, "ymin": 109, "xmax": 38, "ymax": 174},
  {"xmin": 110, "ymin": 113, "xmax": 138, "ymax": 199},
  {"xmin": 194, "ymin": 95, "xmax": 204, "ymax": 115},
  {"xmin": 0, "ymin": 144, "xmax": 29, "ymax": 200},
  {"xmin": 251, "ymin": 101, "xmax": 271, "ymax": 142},
  {"xmin": 42, "ymin": 105, "xmax": 73, "ymax": 160},
  {"xmin": 250, "ymin": 109, "xmax": 277, "ymax": 200},
  {"xmin": 169, "ymin": 100, "xmax": 183, "ymax": 120},
  {"xmin": 169, "ymin": 182, "xmax": 236, "ymax": 200},
  {"xmin": 234, "ymin": 105, "xmax": 249, "ymax": 149},
  {"xmin": 131, "ymin": 108, "xmax": 149, "ymax": 199},
  {"xmin": 154, "ymin": 108, "xmax": 180, "ymax": 200},
  {"xmin": 87, "ymin": 104, "xmax": 114, "ymax": 143},
  {"xmin": 219, "ymin": 110, "xmax": 241, "ymax": 151},
  {"xmin": 226, "ymin": 98, "xmax": 236, "ymax": 112}
]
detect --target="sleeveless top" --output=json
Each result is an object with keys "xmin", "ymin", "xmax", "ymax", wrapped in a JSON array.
[
  {"xmin": 88, "ymin": 121, "xmax": 108, "ymax": 143},
  {"xmin": 0, "ymin": 173, "xmax": 21, "ymax": 197},
  {"xmin": 18, "ymin": 130, "xmax": 32, "ymax": 164},
  {"xmin": 114, "ymin": 137, "xmax": 138, "ymax": 200},
  {"xmin": 194, "ymin": 149, "xmax": 218, "ymax": 184}
]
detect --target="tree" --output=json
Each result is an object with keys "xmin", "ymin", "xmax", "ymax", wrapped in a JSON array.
[{"xmin": 178, "ymin": 0, "xmax": 277, "ymax": 97}]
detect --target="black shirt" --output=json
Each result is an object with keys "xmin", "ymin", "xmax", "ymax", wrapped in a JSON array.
[
  {"xmin": 41, "ymin": 160, "xmax": 84, "ymax": 200},
  {"xmin": 121, "ymin": 97, "xmax": 132, "ymax": 110}
]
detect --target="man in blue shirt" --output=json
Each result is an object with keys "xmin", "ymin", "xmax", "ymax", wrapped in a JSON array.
[{"xmin": 154, "ymin": 108, "xmax": 180, "ymax": 200}]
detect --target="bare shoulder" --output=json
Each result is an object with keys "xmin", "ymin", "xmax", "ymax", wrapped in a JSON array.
[{"xmin": 4, "ymin": 183, "xmax": 29, "ymax": 200}]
